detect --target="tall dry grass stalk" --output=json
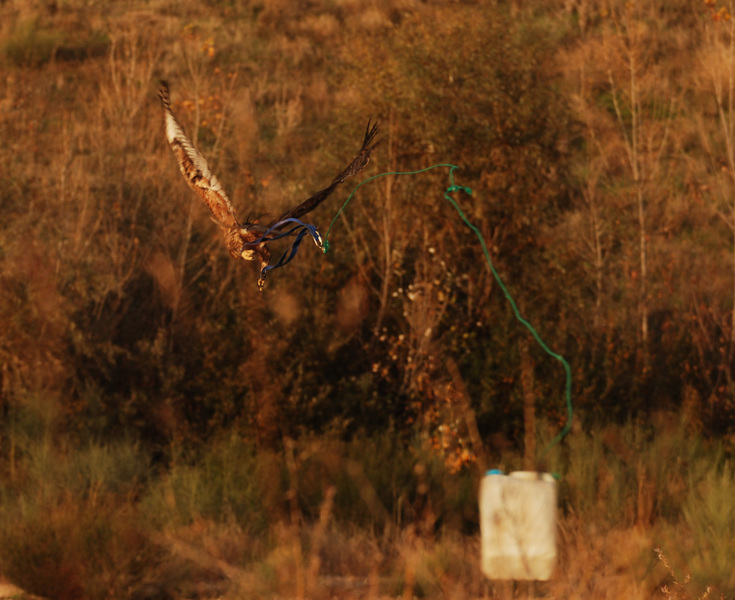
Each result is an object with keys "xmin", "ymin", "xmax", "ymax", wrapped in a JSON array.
[{"xmin": 655, "ymin": 546, "xmax": 720, "ymax": 600}]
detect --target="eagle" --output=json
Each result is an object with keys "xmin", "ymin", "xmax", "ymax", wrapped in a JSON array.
[{"xmin": 158, "ymin": 81, "xmax": 379, "ymax": 290}]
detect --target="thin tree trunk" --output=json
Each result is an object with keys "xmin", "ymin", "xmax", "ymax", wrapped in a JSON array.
[
  {"xmin": 730, "ymin": 15, "xmax": 735, "ymax": 346},
  {"xmin": 637, "ymin": 185, "xmax": 648, "ymax": 347},
  {"xmin": 446, "ymin": 358, "xmax": 488, "ymax": 473},
  {"xmin": 628, "ymin": 49, "xmax": 649, "ymax": 348},
  {"xmin": 608, "ymin": 8, "xmax": 650, "ymax": 355},
  {"xmin": 519, "ymin": 339, "xmax": 536, "ymax": 470},
  {"xmin": 374, "ymin": 110, "xmax": 395, "ymax": 334},
  {"xmin": 581, "ymin": 175, "xmax": 606, "ymax": 332}
]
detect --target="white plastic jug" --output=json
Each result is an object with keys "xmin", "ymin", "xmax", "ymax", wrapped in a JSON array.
[{"xmin": 479, "ymin": 470, "xmax": 558, "ymax": 580}]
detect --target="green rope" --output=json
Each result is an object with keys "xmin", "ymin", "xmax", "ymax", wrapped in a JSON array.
[
  {"xmin": 322, "ymin": 163, "xmax": 462, "ymax": 252},
  {"xmin": 324, "ymin": 164, "xmax": 573, "ymax": 455}
]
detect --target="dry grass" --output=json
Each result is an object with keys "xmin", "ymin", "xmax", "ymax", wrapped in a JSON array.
[
  {"xmin": 655, "ymin": 546, "xmax": 723, "ymax": 600},
  {"xmin": 0, "ymin": 422, "xmax": 731, "ymax": 599},
  {"xmin": 2, "ymin": 0, "xmax": 735, "ymax": 598}
]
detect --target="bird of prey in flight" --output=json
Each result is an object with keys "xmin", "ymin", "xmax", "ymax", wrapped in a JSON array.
[{"xmin": 158, "ymin": 81, "xmax": 379, "ymax": 290}]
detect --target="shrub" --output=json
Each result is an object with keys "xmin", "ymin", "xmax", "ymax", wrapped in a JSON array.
[{"xmin": 2, "ymin": 19, "xmax": 62, "ymax": 68}]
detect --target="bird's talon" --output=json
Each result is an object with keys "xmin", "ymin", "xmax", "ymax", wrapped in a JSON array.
[{"xmin": 257, "ymin": 269, "xmax": 268, "ymax": 291}]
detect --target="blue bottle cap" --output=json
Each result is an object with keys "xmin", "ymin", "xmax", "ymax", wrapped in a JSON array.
[{"xmin": 486, "ymin": 469, "xmax": 504, "ymax": 476}]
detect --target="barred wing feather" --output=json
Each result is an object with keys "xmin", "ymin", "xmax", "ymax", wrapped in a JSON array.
[
  {"xmin": 158, "ymin": 81, "xmax": 238, "ymax": 229},
  {"xmin": 273, "ymin": 120, "xmax": 380, "ymax": 226}
]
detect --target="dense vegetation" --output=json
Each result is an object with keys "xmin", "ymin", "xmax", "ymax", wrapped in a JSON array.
[{"xmin": 1, "ymin": 0, "xmax": 734, "ymax": 597}]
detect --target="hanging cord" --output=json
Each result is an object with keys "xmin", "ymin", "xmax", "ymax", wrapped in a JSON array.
[
  {"xmin": 243, "ymin": 217, "xmax": 323, "ymax": 277},
  {"xmin": 322, "ymin": 164, "xmax": 462, "ymax": 252},
  {"xmin": 324, "ymin": 163, "xmax": 573, "ymax": 455}
]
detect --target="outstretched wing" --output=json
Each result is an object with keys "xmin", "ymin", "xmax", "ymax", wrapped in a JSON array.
[
  {"xmin": 158, "ymin": 81, "xmax": 239, "ymax": 229},
  {"xmin": 272, "ymin": 121, "xmax": 380, "ymax": 226}
]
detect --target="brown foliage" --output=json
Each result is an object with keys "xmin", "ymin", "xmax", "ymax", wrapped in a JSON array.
[{"xmin": 1, "ymin": 0, "xmax": 735, "ymax": 595}]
